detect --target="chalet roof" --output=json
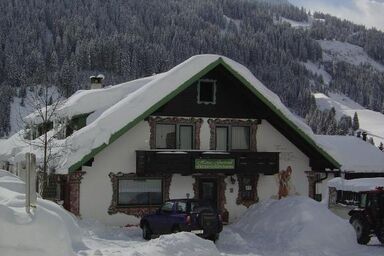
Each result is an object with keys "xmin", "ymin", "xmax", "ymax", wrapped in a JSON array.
[{"xmin": 58, "ymin": 54, "xmax": 340, "ymax": 173}]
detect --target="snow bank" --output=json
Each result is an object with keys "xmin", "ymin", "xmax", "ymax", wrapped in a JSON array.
[
  {"xmin": 78, "ymin": 219, "xmax": 219, "ymax": 256},
  {"xmin": 0, "ymin": 170, "xmax": 84, "ymax": 256},
  {"xmin": 328, "ymin": 177, "xmax": 384, "ymax": 192},
  {"xmin": 218, "ymin": 196, "xmax": 382, "ymax": 256}
]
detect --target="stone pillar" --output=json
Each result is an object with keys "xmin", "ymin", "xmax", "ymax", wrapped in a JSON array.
[
  {"xmin": 68, "ymin": 171, "xmax": 86, "ymax": 216},
  {"xmin": 305, "ymin": 171, "xmax": 317, "ymax": 199}
]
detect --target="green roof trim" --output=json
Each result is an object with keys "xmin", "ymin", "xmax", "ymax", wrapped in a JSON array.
[{"xmin": 68, "ymin": 57, "xmax": 340, "ymax": 173}]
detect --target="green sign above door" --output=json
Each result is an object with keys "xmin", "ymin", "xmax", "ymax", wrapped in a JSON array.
[{"xmin": 195, "ymin": 159, "xmax": 235, "ymax": 170}]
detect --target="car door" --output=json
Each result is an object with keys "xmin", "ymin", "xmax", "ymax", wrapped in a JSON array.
[{"xmin": 155, "ymin": 201, "xmax": 175, "ymax": 234}]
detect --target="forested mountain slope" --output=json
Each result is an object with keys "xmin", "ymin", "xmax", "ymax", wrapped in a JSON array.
[{"xmin": 1, "ymin": 0, "xmax": 383, "ymax": 137}]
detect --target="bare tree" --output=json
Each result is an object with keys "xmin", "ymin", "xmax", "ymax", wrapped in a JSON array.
[{"xmin": 20, "ymin": 85, "xmax": 67, "ymax": 197}]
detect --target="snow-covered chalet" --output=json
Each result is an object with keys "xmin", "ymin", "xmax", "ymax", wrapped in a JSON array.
[{"xmin": 1, "ymin": 54, "xmax": 384, "ymax": 225}]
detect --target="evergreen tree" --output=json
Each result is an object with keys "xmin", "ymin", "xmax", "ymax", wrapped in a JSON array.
[{"xmin": 352, "ymin": 112, "xmax": 360, "ymax": 131}]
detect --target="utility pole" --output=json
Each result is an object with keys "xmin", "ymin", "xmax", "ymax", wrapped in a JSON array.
[{"xmin": 26, "ymin": 153, "xmax": 37, "ymax": 214}]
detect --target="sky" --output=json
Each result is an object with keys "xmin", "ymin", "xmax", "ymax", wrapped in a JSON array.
[{"xmin": 288, "ymin": 0, "xmax": 384, "ymax": 31}]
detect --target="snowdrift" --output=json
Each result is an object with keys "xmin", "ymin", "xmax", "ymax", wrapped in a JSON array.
[
  {"xmin": 78, "ymin": 219, "xmax": 220, "ymax": 256},
  {"xmin": 218, "ymin": 196, "xmax": 382, "ymax": 256},
  {"xmin": 0, "ymin": 170, "xmax": 84, "ymax": 256}
]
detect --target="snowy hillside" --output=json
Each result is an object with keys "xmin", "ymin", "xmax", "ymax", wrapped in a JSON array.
[
  {"xmin": 318, "ymin": 40, "xmax": 384, "ymax": 72},
  {"xmin": 314, "ymin": 92, "xmax": 384, "ymax": 145}
]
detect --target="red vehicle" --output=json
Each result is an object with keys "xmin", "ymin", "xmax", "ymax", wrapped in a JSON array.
[
  {"xmin": 140, "ymin": 199, "xmax": 223, "ymax": 241},
  {"xmin": 348, "ymin": 187, "xmax": 384, "ymax": 244}
]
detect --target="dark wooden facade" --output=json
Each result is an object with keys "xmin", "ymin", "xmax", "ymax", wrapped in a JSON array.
[
  {"xmin": 151, "ymin": 64, "xmax": 337, "ymax": 170},
  {"xmin": 136, "ymin": 150, "xmax": 279, "ymax": 176}
]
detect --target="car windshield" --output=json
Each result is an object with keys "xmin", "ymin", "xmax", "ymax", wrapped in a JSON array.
[{"xmin": 190, "ymin": 201, "xmax": 214, "ymax": 212}]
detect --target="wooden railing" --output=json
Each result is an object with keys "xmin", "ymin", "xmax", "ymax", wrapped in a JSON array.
[{"xmin": 136, "ymin": 150, "xmax": 279, "ymax": 175}]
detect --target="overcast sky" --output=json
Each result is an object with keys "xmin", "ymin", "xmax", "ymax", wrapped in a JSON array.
[{"xmin": 288, "ymin": 0, "xmax": 384, "ymax": 31}]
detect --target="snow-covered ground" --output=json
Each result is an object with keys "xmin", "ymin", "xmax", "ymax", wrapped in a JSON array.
[
  {"xmin": 318, "ymin": 40, "xmax": 384, "ymax": 72},
  {"xmin": 314, "ymin": 92, "xmax": 384, "ymax": 145},
  {"xmin": 1, "ymin": 170, "xmax": 383, "ymax": 256}
]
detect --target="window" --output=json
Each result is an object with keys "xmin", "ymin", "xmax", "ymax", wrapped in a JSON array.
[
  {"xmin": 160, "ymin": 201, "xmax": 174, "ymax": 213},
  {"xmin": 232, "ymin": 126, "xmax": 250, "ymax": 150},
  {"xmin": 239, "ymin": 176, "xmax": 255, "ymax": 201},
  {"xmin": 215, "ymin": 125, "xmax": 250, "ymax": 150},
  {"xmin": 216, "ymin": 127, "xmax": 228, "ymax": 151},
  {"xmin": 176, "ymin": 201, "xmax": 187, "ymax": 213},
  {"xmin": 155, "ymin": 124, "xmax": 194, "ymax": 149},
  {"xmin": 118, "ymin": 178, "xmax": 162, "ymax": 206},
  {"xmin": 197, "ymin": 79, "xmax": 216, "ymax": 104},
  {"xmin": 156, "ymin": 124, "xmax": 176, "ymax": 149}
]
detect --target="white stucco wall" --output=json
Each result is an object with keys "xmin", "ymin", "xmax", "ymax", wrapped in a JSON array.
[
  {"xmin": 79, "ymin": 121, "xmax": 150, "ymax": 225},
  {"xmin": 257, "ymin": 120, "xmax": 310, "ymax": 200},
  {"xmin": 224, "ymin": 176, "xmax": 247, "ymax": 223},
  {"xmin": 79, "ymin": 118, "xmax": 312, "ymax": 226},
  {"xmin": 169, "ymin": 174, "xmax": 195, "ymax": 199}
]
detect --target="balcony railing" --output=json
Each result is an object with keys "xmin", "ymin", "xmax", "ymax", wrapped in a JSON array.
[{"xmin": 136, "ymin": 150, "xmax": 279, "ymax": 175}]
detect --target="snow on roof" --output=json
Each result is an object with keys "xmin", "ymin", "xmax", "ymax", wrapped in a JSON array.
[
  {"xmin": 25, "ymin": 74, "xmax": 160, "ymax": 123},
  {"xmin": 315, "ymin": 135, "xmax": 384, "ymax": 172},
  {"xmin": 328, "ymin": 177, "xmax": 384, "ymax": 192}
]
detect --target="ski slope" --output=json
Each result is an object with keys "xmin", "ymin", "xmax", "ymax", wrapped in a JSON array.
[
  {"xmin": 314, "ymin": 92, "xmax": 384, "ymax": 145},
  {"xmin": 318, "ymin": 40, "xmax": 384, "ymax": 72}
]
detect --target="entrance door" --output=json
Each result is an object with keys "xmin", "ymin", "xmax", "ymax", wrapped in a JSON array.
[{"xmin": 199, "ymin": 179, "xmax": 218, "ymax": 209}]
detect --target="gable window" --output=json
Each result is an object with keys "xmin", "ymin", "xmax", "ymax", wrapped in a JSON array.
[
  {"xmin": 197, "ymin": 79, "xmax": 216, "ymax": 104},
  {"xmin": 118, "ymin": 178, "xmax": 163, "ymax": 206},
  {"xmin": 155, "ymin": 123, "xmax": 194, "ymax": 149},
  {"xmin": 215, "ymin": 125, "xmax": 250, "ymax": 151}
]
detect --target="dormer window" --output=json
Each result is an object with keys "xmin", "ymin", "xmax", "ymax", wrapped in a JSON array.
[{"xmin": 197, "ymin": 79, "xmax": 216, "ymax": 104}]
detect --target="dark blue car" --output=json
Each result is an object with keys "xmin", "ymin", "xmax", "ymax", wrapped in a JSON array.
[{"xmin": 140, "ymin": 199, "xmax": 223, "ymax": 241}]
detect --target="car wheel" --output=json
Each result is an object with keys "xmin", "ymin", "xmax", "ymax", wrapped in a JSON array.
[
  {"xmin": 172, "ymin": 225, "xmax": 181, "ymax": 234},
  {"xmin": 351, "ymin": 217, "xmax": 370, "ymax": 245},
  {"xmin": 142, "ymin": 223, "xmax": 152, "ymax": 240},
  {"xmin": 376, "ymin": 227, "xmax": 384, "ymax": 244},
  {"xmin": 209, "ymin": 233, "xmax": 219, "ymax": 243}
]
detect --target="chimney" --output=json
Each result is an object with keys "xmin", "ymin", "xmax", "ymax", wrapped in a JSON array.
[
  {"xmin": 90, "ymin": 74, "xmax": 104, "ymax": 89},
  {"xmin": 362, "ymin": 131, "xmax": 367, "ymax": 141}
]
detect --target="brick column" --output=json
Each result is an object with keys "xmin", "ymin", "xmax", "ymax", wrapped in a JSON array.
[
  {"xmin": 305, "ymin": 171, "xmax": 317, "ymax": 199},
  {"xmin": 68, "ymin": 171, "xmax": 86, "ymax": 216}
]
